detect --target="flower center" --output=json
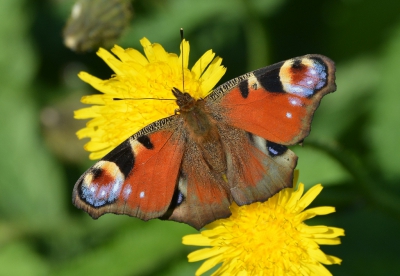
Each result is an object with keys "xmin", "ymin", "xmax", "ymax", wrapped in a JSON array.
[{"xmin": 229, "ymin": 204, "xmax": 307, "ymax": 272}]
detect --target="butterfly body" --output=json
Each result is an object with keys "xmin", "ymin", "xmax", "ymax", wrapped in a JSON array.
[
  {"xmin": 73, "ymin": 54, "xmax": 336, "ymax": 229},
  {"xmin": 173, "ymin": 89, "xmax": 226, "ymax": 174}
]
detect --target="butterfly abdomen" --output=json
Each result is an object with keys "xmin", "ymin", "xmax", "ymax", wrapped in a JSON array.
[{"xmin": 180, "ymin": 99, "xmax": 227, "ymax": 174}]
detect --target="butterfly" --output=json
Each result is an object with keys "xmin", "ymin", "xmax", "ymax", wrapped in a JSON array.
[{"xmin": 73, "ymin": 54, "xmax": 336, "ymax": 230}]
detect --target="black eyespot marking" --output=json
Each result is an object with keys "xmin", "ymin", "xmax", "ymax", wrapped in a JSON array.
[
  {"xmin": 291, "ymin": 59, "xmax": 303, "ymax": 70},
  {"xmin": 102, "ymin": 140, "xmax": 134, "ymax": 178},
  {"xmin": 310, "ymin": 57, "xmax": 327, "ymax": 70},
  {"xmin": 238, "ymin": 79, "xmax": 249, "ymax": 98},
  {"xmin": 254, "ymin": 62, "xmax": 285, "ymax": 93},
  {"xmin": 161, "ymin": 186, "xmax": 186, "ymax": 220},
  {"xmin": 247, "ymin": 132, "xmax": 254, "ymax": 143},
  {"xmin": 266, "ymin": 141, "xmax": 288, "ymax": 157},
  {"xmin": 137, "ymin": 135, "xmax": 154, "ymax": 150},
  {"xmin": 172, "ymin": 172, "xmax": 186, "ymax": 207},
  {"xmin": 91, "ymin": 167, "xmax": 103, "ymax": 179},
  {"xmin": 76, "ymin": 177, "xmax": 84, "ymax": 191}
]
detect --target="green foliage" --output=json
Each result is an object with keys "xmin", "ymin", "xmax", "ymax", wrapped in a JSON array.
[{"xmin": 1, "ymin": 0, "xmax": 400, "ymax": 275}]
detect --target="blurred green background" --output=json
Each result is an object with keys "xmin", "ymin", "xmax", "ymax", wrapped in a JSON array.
[{"xmin": 1, "ymin": 0, "xmax": 400, "ymax": 275}]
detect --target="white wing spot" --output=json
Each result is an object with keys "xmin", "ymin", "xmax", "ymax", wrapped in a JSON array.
[
  {"xmin": 310, "ymin": 69, "xmax": 317, "ymax": 75},
  {"xmin": 286, "ymin": 112, "xmax": 292, "ymax": 118},
  {"xmin": 123, "ymin": 185, "xmax": 132, "ymax": 200},
  {"xmin": 101, "ymin": 190, "xmax": 106, "ymax": 197},
  {"xmin": 140, "ymin": 191, "xmax": 145, "ymax": 198},
  {"xmin": 307, "ymin": 80, "xmax": 313, "ymax": 85},
  {"xmin": 289, "ymin": 97, "xmax": 302, "ymax": 106}
]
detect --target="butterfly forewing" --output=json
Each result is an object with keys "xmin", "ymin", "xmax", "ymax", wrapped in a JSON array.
[
  {"xmin": 73, "ymin": 116, "xmax": 185, "ymax": 221},
  {"xmin": 208, "ymin": 54, "xmax": 336, "ymax": 145}
]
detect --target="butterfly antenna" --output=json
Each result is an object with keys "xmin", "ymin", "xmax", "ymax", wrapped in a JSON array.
[
  {"xmin": 113, "ymin": 97, "xmax": 175, "ymax": 101},
  {"xmin": 180, "ymin": 28, "xmax": 185, "ymax": 92}
]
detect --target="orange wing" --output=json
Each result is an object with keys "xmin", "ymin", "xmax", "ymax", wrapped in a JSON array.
[
  {"xmin": 225, "ymin": 130, "xmax": 298, "ymax": 206},
  {"xmin": 208, "ymin": 55, "xmax": 336, "ymax": 145},
  {"xmin": 73, "ymin": 117, "xmax": 185, "ymax": 221}
]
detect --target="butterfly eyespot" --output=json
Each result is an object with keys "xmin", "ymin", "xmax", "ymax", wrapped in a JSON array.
[
  {"xmin": 279, "ymin": 57, "xmax": 329, "ymax": 98},
  {"xmin": 266, "ymin": 141, "xmax": 288, "ymax": 157},
  {"xmin": 78, "ymin": 161, "xmax": 124, "ymax": 208}
]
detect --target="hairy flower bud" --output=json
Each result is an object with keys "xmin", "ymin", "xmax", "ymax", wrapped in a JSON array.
[{"xmin": 64, "ymin": 0, "xmax": 132, "ymax": 52}]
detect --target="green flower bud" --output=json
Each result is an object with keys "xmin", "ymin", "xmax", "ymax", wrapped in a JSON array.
[{"xmin": 64, "ymin": 0, "xmax": 132, "ymax": 52}]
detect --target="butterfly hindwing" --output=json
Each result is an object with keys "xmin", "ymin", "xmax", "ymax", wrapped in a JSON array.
[
  {"xmin": 227, "ymin": 132, "xmax": 297, "ymax": 205},
  {"xmin": 162, "ymin": 125, "xmax": 297, "ymax": 229},
  {"xmin": 165, "ymin": 169, "xmax": 232, "ymax": 229},
  {"xmin": 73, "ymin": 117, "xmax": 185, "ymax": 221},
  {"xmin": 208, "ymin": 54, "xmax": 336, "ymax": 145},
  {"xmin": 216, "ymin": 125, "xmax": 297, "ymax": 206}
]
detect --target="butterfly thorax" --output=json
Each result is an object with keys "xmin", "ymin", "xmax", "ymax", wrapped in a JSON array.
[{"xmin": 172, "ymin": 88, "xmax": 227, "ymax": 174}]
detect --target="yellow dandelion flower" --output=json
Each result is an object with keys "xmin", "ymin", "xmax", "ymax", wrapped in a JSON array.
[
  {"xmin": 183, "ymin": 172, "xmax": 344, "ymax": 276},
  {"xmin": 75, "ymin": 37, "xmax": 226, "ymax": 159}
]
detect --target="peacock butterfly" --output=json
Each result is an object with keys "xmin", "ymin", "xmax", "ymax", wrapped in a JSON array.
[{"xmin": 73, "ymin": 54, "xmax": 336, "ymax": 229}]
